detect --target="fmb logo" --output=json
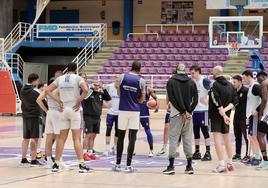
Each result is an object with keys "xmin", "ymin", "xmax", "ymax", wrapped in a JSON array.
[{"xmin": 38, "ymin": 25, "xmax": 58, "ymax": 31}]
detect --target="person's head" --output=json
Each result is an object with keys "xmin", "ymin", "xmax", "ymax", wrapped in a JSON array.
[
  {"xmin": 79, "ymin": 72, "xmax": 87, "ymax": 79},
  {"xmin": 37, "ymin": 82, "xmax": 47, "ymax": 92},
  {"xmin": 67, "ymin": 63, "xmax": 77, "ymax": 73},
  {"xmin": 54, "ymin": 70, "xmax": 63, "ymax": 79},
  {"xmin": 256, "ymin": 71, "xmax": 267, "ymax": 84},
  {"xmin": 212, "ymin": 66, "xmax": 223, "ymax": 79},
  {"xmin": 242, "ymin": 70, "xmax": 253, "ymax": 85},
  {"xmin": 232, "ymin": 75, "xmax": 243, "ymax": 90},
  {"xmin": 92, "ymin": 80, "xmax": 102, "ymax": 91},
  {"xmin": 28, "ymin": 73, "xmax": 39, "ymax": 86},
  {"xmin": 190, "ymin": 65, "xmax": 201, "ymax": 79},
  {"xmin": 176, "ymin": 64, "xmax": 186, "ymax": 74},
  {"xmin": 131, "ymin": 61, "xmax": 141, "ymax": 73}
]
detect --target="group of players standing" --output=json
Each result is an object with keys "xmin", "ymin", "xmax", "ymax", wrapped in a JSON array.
[{"xmin": 19, "ymin": 61, "xmax": 268, "ymax": 175}]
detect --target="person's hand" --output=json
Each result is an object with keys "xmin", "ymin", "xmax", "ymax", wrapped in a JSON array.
[
  {"xmin": 183, "ymin": 112, "xmax": 192, "ymax": 121},
  {"xmin": 252, "ymin": 111, "xmax": 258, "ymax": 117},
  {"xmin": 219, "ymin": 108, "xmax": 225, "ymax": 117},
  {"xmin": 223, "ymin": 115, "xmax": 230, "ymax": 125},
  {"xmin": 57, "ymin": 100, "xmax": 64, "ymax": 112},
  {"xmin": 154, "ymin": 101, "xmax": 159, "ymax": 113},
  {"xmin": 72, "ymin": 100, "xmax": 81, "ymax": 112}
]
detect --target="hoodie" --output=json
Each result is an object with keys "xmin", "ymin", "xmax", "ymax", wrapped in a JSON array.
[
  {"xmin": 166, "ymin": 73, "xmax": 198, "ymax": 116},
  {"xmin": 20, "ymin": 84, "xmax": 41, "ymax": 118},
  {"xmin": 208, "ymin": 76, "xmax": 238, "ymax": 118}
]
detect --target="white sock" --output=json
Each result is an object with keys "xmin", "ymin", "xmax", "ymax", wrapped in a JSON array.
[
  {"xmin": 219, "ymin": 160, "xmax": 225, "ymax": 166},
  {"xmin": 83, "ymin": 149, "xmax": 87, "ymax": 154},
  {"xmin": 227, "ymin": 159, "xmax": 232, "ymax": 164},
  {"xmin": 47, "ymin": 156, "xmax": 53, "ymax": 163}
]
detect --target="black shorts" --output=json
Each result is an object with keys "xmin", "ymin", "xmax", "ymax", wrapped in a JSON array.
[
  {"xmin": 84, "ymin": 115, "xmax": 101, "ymax": 134},
  {"xmin": 259, "ymin": 115, "xmax": 268, "ymax": 134},
  {"xmin": 23, "ymin": 117, "xmax": 41, "ymax": 139},
  {"xmin": 210, "ymin": 116, "xmax": 229, "ymax": 134},
  {"xmin": 165, "ymin": 113, "xmax": 170, "ymax": 124}
]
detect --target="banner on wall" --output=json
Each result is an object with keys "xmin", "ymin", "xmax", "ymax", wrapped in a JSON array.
[
  {"xmin": 36, "ymin": 24, "xmax": 102, "ymax": 38},
  {"xmin": 206, "ymin": 0, "xmax": 268, "ymax": 9}
]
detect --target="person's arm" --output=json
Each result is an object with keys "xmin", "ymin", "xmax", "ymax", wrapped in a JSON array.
[
  {"xmin": 190, "ymin": 82, "xmax": 198, "ymax": 113},
  {"xmin": 223, "ymin": 87, "xmax": 238, "ymax": 113},
  {"xmin": 102, "ymin": 88, "xmax": 111, "ymax": 101},
  {"xmin": 148, "ymin": 88, "xmax": 159, "ymax": 112},
  {"xmin": 115, "ymin": 74, "xmax": 123, "ymax": 96},
  {"xmin": 36, "ymin": 91, "xmax": 48, "ymax": 113},
  {"xmin": 73, "ymin": 80, "xmax": 89, "ymax": 111},
  {"xmin": 45, "ymin": 79, "xmax": 62, "ymax": 106},
  {"xmin": 138, "ymin": 78, "xmax": 145, "ymax": 104},
  {"xmin": 210, "ymin": 83, "xmax": 225, "ymax": 116},
  {"xmin": 259, "ymin": 80, "xmax": 268, "ymax": 117},
  {"xmin": 252, "ymin": 84, "xmax": 262, "ymax": 115}
]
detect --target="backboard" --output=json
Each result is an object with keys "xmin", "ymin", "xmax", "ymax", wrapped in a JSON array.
[
  {"xmin": 209, "ymin": 16, "xmax": 263, "ymax": 51},
  {"xmin": 206, "ymin": 0, "xmax": 268, "ymax": 9}
]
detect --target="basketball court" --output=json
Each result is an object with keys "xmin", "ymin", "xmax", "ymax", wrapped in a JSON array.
[{"xmin": 1, "ymin": 0, "xmax": 268, "ymax": 187}]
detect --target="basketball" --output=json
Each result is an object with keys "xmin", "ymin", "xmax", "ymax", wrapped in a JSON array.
[{"xmin": 147, "ymin": 99, "xmax": 157, "ymax": 110}]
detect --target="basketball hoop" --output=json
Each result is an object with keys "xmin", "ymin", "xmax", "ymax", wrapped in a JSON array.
[{"xmin": 226, "ymin": 42, "xmax": 240, "ymax": 56}]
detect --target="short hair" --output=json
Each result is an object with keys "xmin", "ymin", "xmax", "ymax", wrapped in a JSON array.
[
  {"xmin": 256, "ymin": 71, "xmax": 267, "ymax": 78},
  {"xmin": 190, "ymin": 65, "xmax": 201, "ymax": 74},
  {"xmin": 131, "ymin": 61, "xmax": 141, "ymax": 72},
  {"xmin": 176, "ymin": 64, "xmax": 185, "ymax": 74},
  {"xmin": 28, "ymin": 73, "xmax": 39, "ymax": 83},
  {"xmin": 232, "ymin": 75, "xmax": 242, "ymax": 82},
  {"xmin": 54, "ymin": 71, "xmax": 63, "ymax": 78},
  {"xmin": 242, "ymin": 70, "xmax": 253, "ymax": 78},
  {"xmin": 67, "ymin": 63, "xmax": 77, "ymax": 72},
  {"xmin": 213, "ymin": 66, "xmax": 223, "ymax": 76},
  {"xmin": 37, "ymin": 82, "xmax": 45, "ymax": 89}
]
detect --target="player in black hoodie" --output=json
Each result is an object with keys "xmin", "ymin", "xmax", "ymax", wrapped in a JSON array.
[
  {"xmin": 163, "ymin": 64, "xmax": 198, "ymax": 175},
  {"xmin": 20, "ymin": 73, "xmax": 42, "ymax": 166},
  {"xmin": 209, "ymin": 66, "xmax": 238, "ymax": 173}
]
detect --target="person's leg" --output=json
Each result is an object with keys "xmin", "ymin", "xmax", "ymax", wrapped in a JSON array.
[
  {"xmin": 222, "ymin": 133, "xmax": 233, "ymax": 162},
  {"xmin": 233, "ymin": 119, "xmax": 242, "ymax": 158},
  {"xmin": 213, "ymin": 133, "xmax": 224, "ymax": 162},
  {"xmin": 241, "ymin": 119, "xmax": 249, "ymax": 157},
  {"xmin": 193, "ymin": 112, "xmax": 201, "ymax": 159},
  {"xmin": 30, "ymin": 138, "xmax": 39, "ymax": 161},
  {"xmin": 105, "ymin": 114, "xmax": 114, "ymax": 153},
  {"xmin": 22, "ymin": 139, "xmax": 30, "ymax": 159},
  {"xmin": 141, "ymin": 118, "xmax": 153, "ymax": 152},
  {"xmin": 72, "ymin": 129, "xmax": 85, "ymax": 162},
  {"xmin": 45, "ymin": 133, "xmax": 54, "ymax": 163},
  {"xmin": 126, "ymin": 129, "xmax": 138, "ymax": 166},
  {"xmin": 116, "ymin": 129, "xmax": 126, "ymax": 165},
  {"xmin": 54, "ymin": 129, "xmax": 69, "ymax": 163},
  {"xmin": 88, "ymin": 133, "xmax": 96, "ymax": 153},
  {"xmin": 113, "ymin": 115, "xmax": 119, "ymax": 150},
  {"xmin": 257, "ymin": 120, "xmax": 268, "ymax": 169},
  {"xmin": 82, "ymin": 133, "xmax": 90, "ymax": 159}
]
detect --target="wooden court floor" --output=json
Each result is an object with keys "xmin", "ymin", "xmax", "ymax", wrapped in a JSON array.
[{"xmin": 0, "ymin": 110, "xmax": 267, "ymax": 188}]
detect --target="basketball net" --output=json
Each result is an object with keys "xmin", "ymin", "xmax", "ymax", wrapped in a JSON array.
[{"xmin": 226, "ymin": 42, "xmax": 240, "ymax": 56}]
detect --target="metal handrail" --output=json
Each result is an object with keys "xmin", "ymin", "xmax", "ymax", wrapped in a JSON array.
[
  {"xmin": 145, "ymin": 23, "xmax": 209, "ymax": 33},
  {"xmin": 4, "ymin": 53, "xmax": 25, "ymax": 76},
  {"xmin": 127, "ymin": 32, "xmax": 159, "ymax": 38}
]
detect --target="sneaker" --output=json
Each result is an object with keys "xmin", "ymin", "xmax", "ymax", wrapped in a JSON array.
[
  {"xmin": 156, "ymin": 147, "xmax": 167, "ymax": 156},
  {"xmin": 51, "ymin": 163, "xmax": 59, "ymax": 172},
  {"xmin": 212, "ymin": 165, "xmax": 227, "ymax": 173},
  {"xmin": 232, "ymin": 154, "xmax": 242, "ymax": 161},
  {"xmin": 201, "ymin": 151, "xmax": 212, "ymax": 161},
  {"xmin": 79, "ymin": 164, "xmax": 94, "ymax": 173},
  {"xmin": 185, "ymin": 166, "xmax": 194, "ymax": 174},
  {"xmin": 30, "ymin": 160, "xmax": 43, "ymax": 167},
  {"xmin": 148, "ymin": 150, "xmax": 154, "ymax": 158},
  {"xmin": 36, "ymin": 151, "xmax": 45, "ymax": 159},
  {"xmin": 112, "ymin": 164, "xmax": 121, "ymax": 172},
  {"xmin": 124, "ymin": 166, "xmax": 135, "ymax": 173},
  {"xmin": 20, "ymin": 158, "xmax": 30, "ymax": 166},
  {"xmin": 251, "ymin": 158, "xmax": 262, "ymax": 166},
  {"xmin": 93, "ymin": 149, "xmax": 102, "ymax": 155},
  {"xmin": 241, "ymin": 155, "xmax": 250, "ymax": 162},
  {"xmin": 83, "ymin": 153, "xmax": 91, "ymax": 161},
  {"xmin": 227, "ymin": 163, "xmax": 234, "ymax": 171},
  {"xmin": 163, "ymin": 166, "xmax": 175, "ymax": 175},
  {"xmin": 60, "ymin": 161, "xmax": 69, "ymax": 169},
  {"xmin": 256, "ymin": 160, "xmax": 268, "ymax": 170},
  {"xmin": 89, "ymin": 153, "xmax": 100, "ymax": 160},
  {"xmin": 192, "ymin": 151, "xmax": 201, "ymax": 160},
  {"xmin": 242, "ymin": 156, "xmax": 252, "ymax": 165}
]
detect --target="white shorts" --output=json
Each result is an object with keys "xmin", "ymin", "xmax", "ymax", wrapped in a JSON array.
[
  {"xmin": 60, "ymin": 107, "xmax": 81, "ymax": 130},
  {"xmin": 45, "ymin": 110, "xmax": 61, "ymax": 135},
  {"xmin": 118, "ymin": 111, "xmax": 140, "ymax": 130}
]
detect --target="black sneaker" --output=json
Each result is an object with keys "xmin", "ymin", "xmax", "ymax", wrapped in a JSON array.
[
  {"xmin": 163, "ymin": 166, "xmax": 175, "ymax": 175},
  {"xmin": 52, "ymin": 163, "xmax": 59, "ymax": 172},
  {"xmin": 30, "ymin": 160, "xmax": 43, "ymax": 167},
  {"xmin": 232, "ymin": 154, "xmax": 242, "ymax": 161},
  {"xmin": 185, "ymin": 166, "xmax": 194, "ymax": 174},
  {"xmin": 20, "ymin": 158, "xmax": 30, "ymax": 166},
  {"xmin": 79, "ymin": 164, "xmax": 94, "ymax": 173},
  {"xmin": 192, "ymin": 151, "xmax": 201, "ymax": 160},
  {"xmin": 201, "ymin": 151, "xmax": 212, "ymax": 161}
]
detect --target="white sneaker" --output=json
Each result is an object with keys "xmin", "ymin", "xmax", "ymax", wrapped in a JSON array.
[
  {"xmin": 156, "ymin": 148, "xmax": 167, "ymax": 156},
  {"xmin": 60, "ymin": 161, "xmax": 69, "ymax": 169},
  {"xmin": 148, "ymin": 150, "xmax": 154, "ymax": 158}
]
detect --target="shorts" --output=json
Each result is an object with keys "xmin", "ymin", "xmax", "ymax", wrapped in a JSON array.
[
  {"xmin": 60, "ymin": 107, "xmax": 81, "ymax": 130},
  {"xmin": 45, "ymin": 110, "xmax": 61, "ymax": 135},
  {"xmin": 84, "ymin": 115, "xmax": 101, "ymax": 134},
  {"xmin": 118, "ymin": 111, "xmax": 140, "ymax": 130},
  {"xmin": 258, "ymin": 115, "xmax": 268, "ymax": 134},
  {"xmin": 210, "ymin": 115, "xmax": 229, "ymax": 134},
  {"xmin": 165, "ymin": 112, "xmax": 170, "ymax": 124},
  {"xmin": 106, "ymin": 114, "xmax": 118, "ymax": 127},
  {"xmin": 140, "ymin": 117, "xmax": 150, "ymax": 128},
  {"xmin": 247, "ymin": 115, "xmax": 258, "ymax": 136},
  {"xmin": 23, "ymin": 117, "xmax": 41, "ymax": 139},
  {"xmin": 193, "ymin": 111, "xmax": 208, "ymax": 126}
]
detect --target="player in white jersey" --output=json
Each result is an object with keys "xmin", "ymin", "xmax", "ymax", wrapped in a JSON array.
[
  {"xmin": 190, "ymin": 66, "xmax": 212, "ymax": 161},
  {"xmin": 242, "ymin": 70, "xmax": 262, "ymax": 166},
  {"xmin": 36, "ymin": 71, "xmax": 67, "ymax": 168},
  {"xmin": 104, "ymin": 77, "xmax": 120, "ymax": 156},
  {"xmin": 45, "ymin": 63, "xmax": 93, "ymax": 173}
]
